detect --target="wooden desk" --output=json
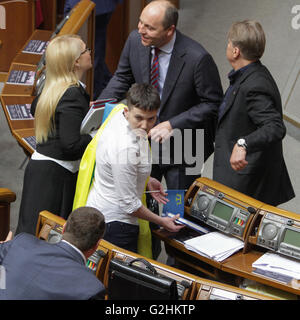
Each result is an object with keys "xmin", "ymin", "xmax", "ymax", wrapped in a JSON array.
[
  {"xmin": 222, "ymin": 250, "xmax": 300, "ymax": 296},
  {"xmin": 1, "ymin": 63, "xmax": 36, "ymax": 96},
  {"xmin": 0, "ymin": 95, "xmax": 34, "ymax": 133},
  {"xmin": 0, "ymin": 188, "xmax": 16, "ymax": 241},
  {"xmin": 35, "ymin": 210, "xmax": 273, "ymax": 300},
  {"xmin": 0, "ymin": 95, "xmax": 35, "ymax": 156},
  {"xmin": 154, "ymin": 228, "xmax": 300, "ymax": 297},
  {"xmin": 13, "ymin": 128, "xmax": 35, "ymax": 156},
  {"xmin": 14, "ymin": 30, "xmax": 52, "ymax": 67},
  {"xmin": 0, "ymin": 0, "xmax": 35, "ymax": 76}
]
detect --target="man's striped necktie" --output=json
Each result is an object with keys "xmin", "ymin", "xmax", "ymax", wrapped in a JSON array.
[{"xmin": 150, "ymin": 47, "xmax": 160, "ymax": 90}]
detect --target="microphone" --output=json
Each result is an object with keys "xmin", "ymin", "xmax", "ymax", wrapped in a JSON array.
[
  {"xmin": 247, "ymin": 207, "xmax": 256, "ymax": 215},
  {"xmin": 52, "ymin": 11, "xmax": 71, "ymax": 36}
]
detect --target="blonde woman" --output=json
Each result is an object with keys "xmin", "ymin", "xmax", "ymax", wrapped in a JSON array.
[{"xmin": 16, "ymin": 35, "xmax": 93, "ymax": 235}]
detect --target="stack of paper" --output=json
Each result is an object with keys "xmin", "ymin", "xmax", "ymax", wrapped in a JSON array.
[
  {"xmin": 183, "ymin": 231, "xmax": 244, "ymax": 262},
  {"xmin": 252, "ymin": 251, "xmax": 300, "ymax": 283}
]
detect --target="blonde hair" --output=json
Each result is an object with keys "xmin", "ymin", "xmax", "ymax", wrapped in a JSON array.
[
  {"xmin": 228, "ymin": 20, "xmax": 266, "ymax": 61},
  {"xmin": 34, "ymin": 34, "xmax": 83, "ymax": 143}
]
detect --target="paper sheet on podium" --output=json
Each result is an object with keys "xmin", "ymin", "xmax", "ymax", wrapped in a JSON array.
[
  {"xmin": 252, "ymin": 251, "xmax": 300, "ymax": 281},
  {"xmin": 184, "ymin": 231, "xmax": 244, "ymax": 262}
]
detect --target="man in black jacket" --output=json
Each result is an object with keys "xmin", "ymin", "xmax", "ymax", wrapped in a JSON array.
[{"xmin": 213, "ymin": 20, "xmax": 295, "ymax": 206}]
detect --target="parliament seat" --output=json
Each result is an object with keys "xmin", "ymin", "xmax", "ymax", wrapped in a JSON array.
[{"xmin": 35, "ymin": 210, "xmax": 275, "ymax": 300}]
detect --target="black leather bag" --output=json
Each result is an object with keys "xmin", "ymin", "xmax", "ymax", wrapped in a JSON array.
[{"xmin": 108, "ymin": 258, "xmax": 178, "ymax": 300}]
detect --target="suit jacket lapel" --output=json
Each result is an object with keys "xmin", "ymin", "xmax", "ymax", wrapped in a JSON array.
[
  {"xmin": 139, "ymin": 44, "xmax": 151, "ymax": 83},
  {"xmin": 160, "ymin": 32, "xmax": 185, "ymax": 112},
  {"xmin": 218, "ymin": 86, "xmax": 240, "ymax": 123},
  {"xmin": 79, "ymin": 82, "xmax": 90, "ymax": 103}
]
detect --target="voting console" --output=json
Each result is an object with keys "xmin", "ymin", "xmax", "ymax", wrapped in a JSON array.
[
  {"xmin": 184, "ymin": 177, "xmax": 264, "ymax": 241},
  {"xmin": 184, "ymin": 177, "xmax": 300, "ymax": 262},
  {"xmin": 248, "ymin": 205, "xmax": 300, "ymax": 261}
]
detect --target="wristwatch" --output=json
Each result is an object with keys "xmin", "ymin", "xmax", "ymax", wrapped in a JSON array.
[{"xmin": 237, "ymin": 138, "xmax": 247, "ymax": 150}]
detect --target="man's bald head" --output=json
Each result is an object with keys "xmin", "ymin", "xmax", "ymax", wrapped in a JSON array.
[{"xmin": 138, "ymin": 0, "xmax": 178, "ymax": 48}]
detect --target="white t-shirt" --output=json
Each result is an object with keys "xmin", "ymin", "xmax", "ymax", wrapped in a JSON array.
[{"xmin": 86, "ymin": 110, "xmax": 151, "ymax": 225}]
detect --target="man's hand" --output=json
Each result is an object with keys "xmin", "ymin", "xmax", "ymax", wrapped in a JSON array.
[
  {"xmin": 0, "ymin": 231, "xmax": 13, "ymax": 244},
  {"xmin": 230, "ymin": 144, "xmax": 248, "ymax": 171},
  {"xmin": 147, "ymin": 177, "xmax": 169, "ymax": 205},
  {"xmin": 148, "ymin": 121, "xmax": 173, "ymax": 142},
  {"xmin": 161, "ymin": 214, "xmax": 185, "ymax": 233}
]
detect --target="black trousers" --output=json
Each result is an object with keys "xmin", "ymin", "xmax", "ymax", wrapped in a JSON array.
[{"xmin": 104, "ymin": 221, "xmax": 139, "ymax": 253}]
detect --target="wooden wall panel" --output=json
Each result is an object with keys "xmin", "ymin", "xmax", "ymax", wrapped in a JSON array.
[{"xmin": 0, "ymin": 0, "xmax": 35, "ymax": 73}]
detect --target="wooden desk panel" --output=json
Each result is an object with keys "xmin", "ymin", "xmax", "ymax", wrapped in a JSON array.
[
  {"xmin": 0, "ymin": 95, "xmax": 34, "ymax": 133},
  {"xmin": 194, "ymin": 277, "xmax": 272, "ymax": 300},
  {"xmin": 1, "ymin": 63, "xmax": 36, "ymax": 96},
  {"xmin": 14, "ymin": 30, "xmax": 52, "ymax": 66},
  {"xmin": 0, "ymin": 0, "xmax": 35, "ymax": 73},
  {"xmin": 0, "ymin": 188, "xmax": 16, "ymax": 241},
  {"xmin": 13, "ymin": 128, "xmax": 35, "ymax": 156},
  {"xmin": 153, "ymin": 228, "xmax": 300, "ymax": 296},
  {"xmin": 222, "ymin": 250, "xmax": 300, "ymax": 296},
  {"xmin": 59, "ymin": 0, "xmax": 95, "ymax": 35}
]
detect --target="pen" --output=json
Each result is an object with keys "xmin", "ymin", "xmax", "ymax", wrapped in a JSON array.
[{"xmin": 143, "ymin": 189, "xmax": 187, "ymax": 193}]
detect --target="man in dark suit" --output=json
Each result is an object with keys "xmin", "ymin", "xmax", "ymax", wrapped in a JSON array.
[
  {"xmin": 0, "ymin": 207, "xmax": 106, "ymax": 300},
  {"xmin": 213, "ymin": 20, "xmax": 295, "ymax": 206},
  {"xmin": 100, "ymin": 0, "xmax": 223, "ymax": 193},
  {"xmin": 64, "ymin": 0, "xmax": 123, "ymax": 99}
]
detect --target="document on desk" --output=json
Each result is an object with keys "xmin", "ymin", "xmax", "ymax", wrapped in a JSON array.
[
  {"xmin": 183, "ymin": 231, "xmax": 244, "ymax": 262},
  {"xmin": 252, "ymin": 251, "xmax": 300, "ymax": 281}
]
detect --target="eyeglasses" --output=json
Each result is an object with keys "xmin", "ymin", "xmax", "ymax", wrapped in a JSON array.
[{"xmin": 80, "ymin": 47, "xmax": 91, "ymax": 56}]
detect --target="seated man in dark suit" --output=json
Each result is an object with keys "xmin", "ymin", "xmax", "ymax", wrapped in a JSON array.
[{"xmin": 0, "ymin": 206, "xmax": 106, "ymax": 300}]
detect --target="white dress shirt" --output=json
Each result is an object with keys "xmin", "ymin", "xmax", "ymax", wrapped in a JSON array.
[
  {"xmin": 31, "ymin": 150, "xmax": 81, "ymax": 173},
  {"xmin": 86, "ymin": 109, "xmax": 151, "ymax": 225}
]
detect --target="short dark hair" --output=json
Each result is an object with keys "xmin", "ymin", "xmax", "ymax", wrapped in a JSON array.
[
  {"xmin": 62, "ymin": 206, "xmax": 105, "ymax": 252},
  {"xmin": 126, "ymin": 83, "xmax": 161, "ymax": 111},
  {"xmin": 228, "ymin": 20, "xmax": 266, "ymax": 61},
  {"xmin": 162, "ymin": 1, "xmax": 178, "ymax": 29}
]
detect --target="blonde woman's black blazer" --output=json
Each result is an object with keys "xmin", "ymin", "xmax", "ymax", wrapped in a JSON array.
[{"xmin": 31, "ymin": 84, "xmax": 92, "ymax": 161}]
